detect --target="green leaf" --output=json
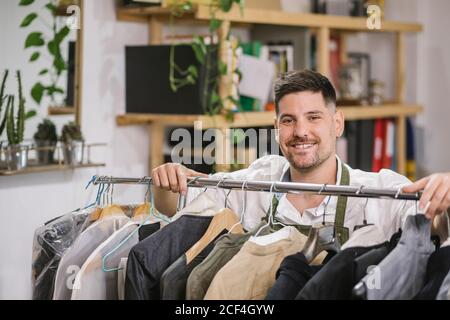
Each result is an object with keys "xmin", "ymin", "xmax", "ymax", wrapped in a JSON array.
[
  {"xmin": 47, "ymin": 40, "xmax": 58, "ymax": 56},
  {"xmin": 20, "ymin": 13, "xmax": 37, "ymax": 27},
  {"xmin": 25, "ymin": 109, "xmax": 37, "ymax": 120},
  {"xmin": 31, "ymin": 82, "xmax": 45, "ymax": 104},
  {"xmin": 25, "ymin": 32, "xmax": 44, "ymax": 48},
  {"xmin": 219, "ymin": 0, "xmax": 233, "ymax": 12},
  {"xmin": 210, "ymin": 91, "xmax": 220, "ymax": 106},
  {"xmin": 19, "ymin": 0, "xmax": 34, "ymax": 6},
  {"xmin": 209, "ymin": 19, "xmax": 222, "ymax": 32},
  {"xmin": 191, "ymin": 36, "xmax": 206, "ymax": 64},
  {"xmin": 53, "ymin": 57, "xmax": 67, "ymax": 74},
  {"xmin": 219, "ymin": 60, "xmax": 228, "ymax": 75},
  {"xmin": 55, "ymin": 26, "xmax": 70, "ymax": 44},
  {"xmin": 186, "ymin": 75, "xmax": 195, "ymax": 85},
  {"xmin": 46, "ymin": 86, "xmax": 64, "ymax": 95},
  {"xmin": 187, "ymin": 65, "xmax": 198, "ymax": 79},
  {"xmin": 45, "ymin": 3, "xmax": 57, "ymax": 13},
  {"xmin": 39, "ymin": 69, "xmax": 48, "ymax": 75},
  {"xmin": 30, "ymin": 52, "xmax": 40, "ymax": 62}
]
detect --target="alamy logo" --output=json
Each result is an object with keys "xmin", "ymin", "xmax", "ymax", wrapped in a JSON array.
[
  {"xmin": 366, "ymin": 5, "xmax": 382, "ymax": 30},
  {"xmin": 66, "ymin": 265, "xmax": 81, "ymax": 290},
  {"xmin": 365, "ymin": 265, "xmax": 381, "ymax": 290},
  {"xmin": 66, "ymin": 5, "xmax": 81, "ymax": 30}
]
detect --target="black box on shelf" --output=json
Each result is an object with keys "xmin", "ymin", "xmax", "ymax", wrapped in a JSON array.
[{"xmin": 125, "ymin": 45, "xmax": 217, "ymax": 115}]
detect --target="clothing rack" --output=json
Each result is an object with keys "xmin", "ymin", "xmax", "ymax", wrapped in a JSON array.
[{"xmin": 92, "ymin": 175, "xmax": 421, "ymax": 201}]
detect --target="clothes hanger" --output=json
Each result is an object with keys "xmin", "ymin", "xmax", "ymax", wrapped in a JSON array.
[
  {"xmin": 98, "ymin": 177, "xmax": 126, "ymax": 220},
  {"xmin": 254, "ymin": 182, "xmax": 288, "ymax": 237},
  {"xmin": 184, "ymin": 177, "xmax": 244, "ymax": 265},
  {"xmin": 132, "ymin": 177, "xmax": 153, "ymax": 221},
  {"xmin": 228, "ymin": 178, "xmax": 249, "ymax": 234},
  {"xmin": 300, "ymin": 184, "xmax": 342, "ymax": 263},
  {"xmin": 89, "ymin": 182, "xmax": 106, "ymax": 222},
  {"xmin": 101, "ymin": 178, "xmax": 168, "ymax": 272},
  {"xmin": 353, "ymin": 186, "xmax": 375, "ymax": 231}
]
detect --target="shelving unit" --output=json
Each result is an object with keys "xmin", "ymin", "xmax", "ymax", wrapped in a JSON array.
[
  {"xmin": 0, "ymin": 163, "xmax": 105, "ymax": 176},
  {"xmin": 48, "ymin": 106, "xmax": 76, "ymax": 115},
  {"xmin": 115, "ymin": 4, "xmax": 423, "ymax": 174}
]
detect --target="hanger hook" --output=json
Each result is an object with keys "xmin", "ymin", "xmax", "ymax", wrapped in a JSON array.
[
  {"xmin": 395, "ymin": 187, "xmax": 402, "ymax": 199},
  {"xmin": 363, "ymin": 197, "xmax": 369, "ymax": 224},
  {"xmin": 356, "ymin": 185, "xmax": 364, "ymax": 195},
  {"xmin": 318, "ymin": 183, "xmax": 327, "ymax": 195},
  {"xmin": 269, "ymin": 181, "xmax": 277, "ymax": 223}
]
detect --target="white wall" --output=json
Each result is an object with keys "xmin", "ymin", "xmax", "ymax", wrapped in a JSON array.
[{"xmin": 0, "ymin": 0, "xmax": 150, "ymax": 299}]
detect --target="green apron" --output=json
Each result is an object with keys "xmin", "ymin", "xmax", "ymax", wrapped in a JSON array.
[{"xmin": 266, "ymin": 161, "xmax": 350, "ymax": 244}]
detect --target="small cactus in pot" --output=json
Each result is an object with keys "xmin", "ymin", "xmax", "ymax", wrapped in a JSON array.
[
  {"xmin": 60, "ymin": 121, "xmax": 84, "ymax": 165},
  {"xmin": 34, "ymin": 119, "xmax": 57, "ymax": 164}
]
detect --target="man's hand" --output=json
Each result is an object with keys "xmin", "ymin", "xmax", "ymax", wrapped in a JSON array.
[
  {"xmin": 151, "ymin": 163, "xmax": 208, "ymax": 196},
  {"xmin": 402, "ymin": 173, "xmax": 450, "ymax": 219}
]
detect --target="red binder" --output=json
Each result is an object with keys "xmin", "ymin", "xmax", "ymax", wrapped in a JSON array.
[{"xmin": 372, "ymin": 119, "xmax": 385, "ymax": 172}]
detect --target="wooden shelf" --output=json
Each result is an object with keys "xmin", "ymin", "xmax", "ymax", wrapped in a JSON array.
[
  {"xmin": 116, "ymin": 104, "xmax": 423, "ymax": 129},
  {"xmin": 48, "ymin": 106, "xmax": 75, "ymax": 115},
  {"xmin": 0, "ymin": 162, "xmax": 105, "ymax": 176},
  {"xmin": 116, "ymin": 5, "xmax": 422, "ymax": 33}
]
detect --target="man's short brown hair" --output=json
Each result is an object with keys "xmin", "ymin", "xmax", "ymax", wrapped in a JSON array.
[{"xmin": 274, "ymin": 70, "xmax": 337, "ymax": 114}]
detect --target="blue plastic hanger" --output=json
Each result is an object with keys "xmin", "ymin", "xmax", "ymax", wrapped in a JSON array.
[{"xmin": 101, "ymin": 178, "xmax": 169, "ymax": 272}]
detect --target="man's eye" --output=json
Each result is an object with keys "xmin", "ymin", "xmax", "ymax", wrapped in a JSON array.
[
  {"xmin": 309, "ymin": 116, "xmax": 321, "ymax": 121},
  {"xmin": 281, "ymin": 118, "xmax": 294, "ymax": 124}
]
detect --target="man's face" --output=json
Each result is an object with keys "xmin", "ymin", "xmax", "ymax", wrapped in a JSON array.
[{"xmin": 275, "ymin": 91, "xmax": 344, "ymax": 172}]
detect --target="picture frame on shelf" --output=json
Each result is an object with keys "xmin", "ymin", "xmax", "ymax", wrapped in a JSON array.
[{"xmin": 345, "ymin": 52, "xmax": 371, "ymax": 104}]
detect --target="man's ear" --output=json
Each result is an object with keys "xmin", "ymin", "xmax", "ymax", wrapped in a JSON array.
[
  {"xmin": 334, "ymin": 109, "xmax": 345, "ymax": 138},
  {"xmin": 274, "ymin": 117, "xmax": 280, "ymax": 143}
]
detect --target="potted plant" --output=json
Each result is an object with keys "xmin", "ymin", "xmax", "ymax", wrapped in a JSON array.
[
  {"xmin": 0, "ymin": 70, "xmax": 36, "ymax": 170},
  {"xmin": 33, "ymin": 119, "xmax": 57, "ymax": 164},
  {"xmin": 4, "ymin": 72, "xmax": 28, "ymax": 171},
  {"xmin": 19, "ymin": 0, "xmax": 72, "ymax": 107},
  {"xmin": 60, "ymin": 121, "xmax": 83, "ymax": 165}
]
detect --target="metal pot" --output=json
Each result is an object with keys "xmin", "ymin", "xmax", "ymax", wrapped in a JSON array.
[
  {"xmin": 35, "ymin": 140, "xmax": 57, "ymax": 165},
  {"xmin": 63, "ymin": 140, "xmax": 84, "ymax": 166},
  {"xmin": 5, "ymin": 145, "xmax": 29, "ymax": 171}
]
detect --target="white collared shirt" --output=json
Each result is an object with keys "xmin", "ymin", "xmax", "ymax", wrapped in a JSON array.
[{"xmin": 185, "ymin": 155, "xmax": 416, "ymax": 241}]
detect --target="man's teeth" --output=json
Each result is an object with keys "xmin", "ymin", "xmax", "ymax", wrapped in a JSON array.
[{"xmin": 292, "ymin": 143, "xmax": 315, "ymax": 149}]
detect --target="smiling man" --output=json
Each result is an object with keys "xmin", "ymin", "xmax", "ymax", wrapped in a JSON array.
[{"xmin": 152, "ymin": 70, "xmax": 449, "ymax": 242}]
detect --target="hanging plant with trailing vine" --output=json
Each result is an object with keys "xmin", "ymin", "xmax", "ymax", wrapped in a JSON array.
[
  {"xmin": 167, "ymin": 0, "xmax": 244, "ymax": 120},
  {"xmin": 19, "ymin": 0, "xmax": 71, "ymax": 106}
]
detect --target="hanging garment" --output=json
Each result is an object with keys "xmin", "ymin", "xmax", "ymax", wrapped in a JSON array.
[
  {"xmin": 204, "ymin": 226, "xmax": 306, "ymax": 300},
  {"xmin": 413, "ymin": 246, "xmax": 450, "ymax": 300},
  {"xmin": 296, "ymin": 245, "xmax": 385, "ymax": 300},
  {"xmin": 353, "ymin": 230, "xmax": 402, "ymax": 282},
  {"xmin": 71, "ymin": 222, "xmax": 160, "ymax": 300},
  {"xmin": 117, "ymin": 258, "xmax": 128, "ymax": 300},
  {"xmin": 124, "ymin": 215, "xmax": 213, "ymax": 300},
  {"xmin": 31, "ymin": 209, "xmax": 92, "ymax": 300},
  {"xmin": 171, "ymin": 191, "xmax": 223, "ymax": 221},
  {"xmin": 160, "ymin": 231, "xmax": 226, "ymax": 300},
  {"xmin": 53, "ymin": 214, "xmax": 130, "ymax": 300},
  {"xmin": 354, "ymin": 214, "xmax": 434, "ymax": 300},
  {"xmin": 265, "ymin": 252, "xmax": 321, "ymax": 300},
  {"xmin": 341, "ymin": 225, "xmax": 388, "ymax": 250},
  {"xmin": 186, "ymin": 221, "xmax": 268, "ymax": 300},
  {"xmin": 436, "ymin": 269, "xmax": 450, "ymax": 300}
]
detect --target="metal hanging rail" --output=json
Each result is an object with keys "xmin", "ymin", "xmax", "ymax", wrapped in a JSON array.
[{"xmin": 92, "ymin": 175, "xmax": 421, "ymax": 201}]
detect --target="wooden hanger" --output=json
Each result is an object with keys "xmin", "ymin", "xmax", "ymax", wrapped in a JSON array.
[
  {"xmin": 185, "ymin": 208, "xmax": 244, "ymax": 264},
  {"xmin": 98, "ymin": 204, "xmax": 126, "ymax": 220},
  {"xmin": 89, "ymin": 206, "xmax": 103, "ymax": 222},
  {"xmin": 132, "ymin": 202, "xmax": 151, "ymax": 221}
]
